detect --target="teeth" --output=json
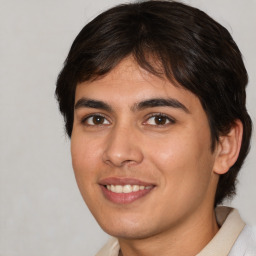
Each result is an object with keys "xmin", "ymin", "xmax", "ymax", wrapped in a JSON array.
[
  {"xmin": 123, "ymin": 185, "xmax": 132, "ymax": 193},
  {"xmin": 106, "ymin": 184, "xmax": 152, "ymax": 193},
  {"xmin": 115, "ymin": 185, "xmax": 123, "ymax": 193},
  {"xmin": 111, "ymin": 185, "xmax": 115, "ymax": 193},
  {"xmin": 133, "ymin": 185, "xmax": 140, "ymax": 192}
]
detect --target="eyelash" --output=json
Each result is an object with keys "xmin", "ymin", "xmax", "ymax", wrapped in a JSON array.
[
  {"xmin": 81, "ymin": 113, "xmax": 111, "ymax": 126},
  {"xmin": 144, "ymin": 113, "xmax": 176, "ymax": 126},
  {"xmin": 80, "ymin": 113, "xmax": 175, "ymax": 127}
]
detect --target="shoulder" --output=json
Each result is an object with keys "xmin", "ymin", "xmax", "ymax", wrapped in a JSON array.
[{"xmin": 229, "ymin": 225, "xmax": 256, "ymax": 256}]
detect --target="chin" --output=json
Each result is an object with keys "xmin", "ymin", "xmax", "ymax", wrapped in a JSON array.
[
  {"xmin": 97, "ymin": 215, "xmax": 160, "ymax": 240},
  {"xmin": 104, "ymin": 226, "xmax": 154, "ymax": 240}
]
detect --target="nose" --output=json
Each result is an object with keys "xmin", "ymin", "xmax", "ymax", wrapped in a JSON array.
[{"xmin": 102, "ymin": 124, "xmax": 144, "ymax": 167}]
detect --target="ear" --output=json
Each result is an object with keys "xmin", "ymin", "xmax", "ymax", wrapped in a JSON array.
[{"xmin": 213, "ymin": 120, "xmax": 243, "ymax": 175}]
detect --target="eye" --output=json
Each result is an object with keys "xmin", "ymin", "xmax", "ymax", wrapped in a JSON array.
[
  {"xmin": 82, "ymin": 114, "xmax": 110, "ymax": 126},
  {"xmin": 145, "ymin": 114, "xmax": 175, "ymax": 126}
]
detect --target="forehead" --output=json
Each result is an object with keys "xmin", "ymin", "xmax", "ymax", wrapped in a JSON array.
[{"xmin": 75, "ymin": 57, "xmax": 201, "ymax": 113}]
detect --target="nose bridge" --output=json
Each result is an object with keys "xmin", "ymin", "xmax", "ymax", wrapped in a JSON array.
[{"xmin": 103, "ymin": 121, "xmax": 143, "ymax": 167}]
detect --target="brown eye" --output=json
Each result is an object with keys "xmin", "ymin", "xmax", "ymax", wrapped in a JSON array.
[
  {"xmin": 84, "ymin": 115, "xmax": 110, "ymax": 126},
  {"xmin": 154, "ymin": 116, "xmax": 168, "ymax": 125},
  {"xmin": 145, "ymin": 114, "xmax": 174, "ymax": 126},
  {"xmin": 92, "ymin": 115, "xmax": 105, "ymax": 124}
]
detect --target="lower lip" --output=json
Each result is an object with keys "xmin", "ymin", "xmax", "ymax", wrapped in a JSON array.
[{"xmin": 100, "ymin": 185, "xmax": 154, "ymax": 204}]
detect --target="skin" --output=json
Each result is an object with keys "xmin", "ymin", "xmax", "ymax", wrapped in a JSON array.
[{"xmin": 71, "ymin": 57, "xmax": 242, "ymax": 256}]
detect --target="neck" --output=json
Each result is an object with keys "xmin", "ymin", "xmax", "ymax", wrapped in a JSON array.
[{"xmin": 118, "ymin": 208, "xmax": 219, "ymax": 256}]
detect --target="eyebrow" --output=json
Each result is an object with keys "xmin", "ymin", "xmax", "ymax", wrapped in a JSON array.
[
  {"xmin": 133, "ymin": 98, "xmax": 190, "ymax": 113},
  {"xmin": 74, "ymin": 98, "xmax": 113, "ymax": 112},
  {"xmin": 74, "ymin": 97, "xmax": 189, "ymax": 113}
]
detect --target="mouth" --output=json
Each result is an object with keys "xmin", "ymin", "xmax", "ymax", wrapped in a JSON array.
[
  {"xmin": 99, "ymin": 177, "xmax": 155, "ymax": 204},
  {"xmin": 105, "ymin": 184, "xmax": 153, "ymax": 193}
]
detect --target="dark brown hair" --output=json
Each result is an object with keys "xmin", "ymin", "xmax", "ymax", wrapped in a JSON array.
[{"xmin": 55, "ymin": 0, "xmax": 252, "ymax": 206}]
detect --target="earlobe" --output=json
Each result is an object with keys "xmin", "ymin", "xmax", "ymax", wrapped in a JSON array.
[{"xmin": 213, "ymin": 120, "xmax": 243, "ymax": 175}]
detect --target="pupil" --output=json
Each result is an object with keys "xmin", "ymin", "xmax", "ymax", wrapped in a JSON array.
[
  {"xmin": 155, "ymin": 116, "xmax": 166, "ymax": 125},
  {"xmin": 93, "ymin": 116, "xmax": 104, "ymax": 124}
]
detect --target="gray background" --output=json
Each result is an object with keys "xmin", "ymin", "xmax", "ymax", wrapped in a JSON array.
[{"xmin": 0, "ymin": 0, "xmax": 255, "ymax": 255}]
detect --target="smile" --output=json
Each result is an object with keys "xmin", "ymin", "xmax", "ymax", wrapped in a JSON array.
[
  {"xmin": 106, "ymin": 184, "xmax": 153, "ymax": 193},
  {"xmin": 100, "ymin": 177, "xmax": 155, "ymax": 204}
]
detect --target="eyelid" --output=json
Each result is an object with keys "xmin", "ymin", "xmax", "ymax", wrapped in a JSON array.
[
  {"xmin": 143, "ymin": 113, "xmax": 176, "ymax": 126},
  {"xmin": 80, "ymin": 113, "xmax": 111, "ymax": 126},
  {"xmin": 79, "ymin": 112, "xmax": 175, "ymax": 127}
]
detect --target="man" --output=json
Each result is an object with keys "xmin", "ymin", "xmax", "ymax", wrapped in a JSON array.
[{"xmin": 55, "ymin": 1, "xmax": 255, "ymax": 255}]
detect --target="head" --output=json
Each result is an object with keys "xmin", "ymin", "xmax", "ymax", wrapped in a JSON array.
[{"xmin": 56, "ymin": 0, "xmax": 251, "ymax": 216}]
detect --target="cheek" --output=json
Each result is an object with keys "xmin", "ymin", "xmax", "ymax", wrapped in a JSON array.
[
  {"xmin": 70, "ymin": 135, "xmax": 106, "ymax": 212},
  {"xmin": 146, "ymin": 131, "xmax": 205, "ymax": 168},
  {"xmin": 70, "ymin": 134, "xmax": 103, "ymax": 192},
  {"xmin": 145, "ymin": 129, "xmax": 214, "ymax": 196}
]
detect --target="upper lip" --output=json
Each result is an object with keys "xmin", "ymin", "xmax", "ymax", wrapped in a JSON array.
[{"xmin": 99, "ymin": 177, "xmax": 155, "ymax": 186}]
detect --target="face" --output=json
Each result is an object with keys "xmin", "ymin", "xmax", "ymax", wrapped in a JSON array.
[{"xmin": 71, "ymin": 57, "xmax": 219, "ymax": 239}]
